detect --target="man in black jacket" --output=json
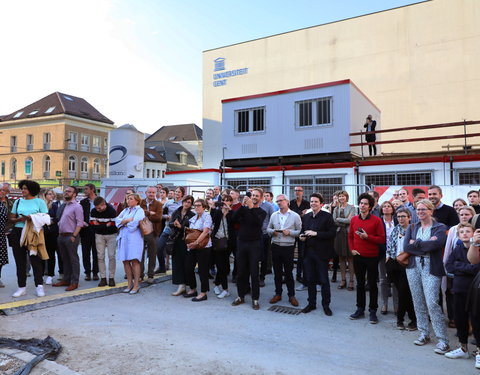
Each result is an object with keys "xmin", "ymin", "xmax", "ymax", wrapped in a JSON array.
[
  {"xmin": 90, "ymin": 197, "xmax": 118, "ymax": 287},
  {"xmin": 300, "ymin": 193, "xmax": 337, "ymax": 315},
  {"xmin": 231, "ymin": 188, "xmax": 267, "ymax": 310},
  {"xmin": 80, "ymin": 184, "xmax": 99, "ymax": 281}
]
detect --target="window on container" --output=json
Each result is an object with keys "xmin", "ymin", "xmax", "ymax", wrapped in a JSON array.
[
  {"xmin": 253, "ymin": 108, "xmax": 264, "ymax": 132},
  {"xmin": 298, "ymin": 101, "xmax": 312, "ymax": 127},
  {"xmin": 237, "ymin": 110, "xmax": 249, "ymax": 133},
  {"xmin": 458, "ymin": 171, "xmax": 480, "ymax": 185},
  {"xmin": 317, "ymin": 97, "xmax": 331, "ymax": 125}
]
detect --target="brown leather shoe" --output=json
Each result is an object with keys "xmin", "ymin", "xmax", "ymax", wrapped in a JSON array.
[
  {"xmin": 289, "ymin": 296, "xmax": 299, "ymax": 307},
  {"xmin": 65, "ymin": 284, "xmax": 78, "ymax": 291},
  {"xmin": 52, "ymin": 281, "xmax": 69, "ymax": 287},
  {"xmin": 269, "ymin": 295, "xmax": 282, "ymax": 304}
]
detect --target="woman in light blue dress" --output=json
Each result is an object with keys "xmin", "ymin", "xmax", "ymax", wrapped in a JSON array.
[{"xmin": 115, "ymin": 193, "xmax": 145, "ymax": 294}]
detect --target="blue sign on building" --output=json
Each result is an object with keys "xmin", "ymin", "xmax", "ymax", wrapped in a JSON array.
[{"xmin": 213, "ymin": 58, "xmax": 248, "ymax": 87}]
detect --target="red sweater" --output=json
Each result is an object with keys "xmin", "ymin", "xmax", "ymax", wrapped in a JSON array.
[{"xmin": 348, "ymin": 214, "xmax": 386, "ymax": 258}]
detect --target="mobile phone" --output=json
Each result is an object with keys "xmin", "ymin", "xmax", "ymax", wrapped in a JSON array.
[
  {"xmin": 246, "ymin": 192, "xmax": 252, "ymax": 198},
  {"xmin": 357, "ymin": 227, "xmax": 364, "ymax": 233},
  {"xmin": 299, "ymin": 234, "xmax": 307, "ymax": 238},
  {"xmin": 275, "ymin": 229, "xmax": 283, "ymax": 233}
]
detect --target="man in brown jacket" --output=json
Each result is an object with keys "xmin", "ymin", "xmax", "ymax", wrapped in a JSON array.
[{"xmin": 140, "ymin": 186, "xmax": 164, "ymax": 283}]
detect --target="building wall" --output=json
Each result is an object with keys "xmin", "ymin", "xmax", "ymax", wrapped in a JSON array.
[{"xmin": 203, "ymin": 0, "xmax": 480, "ymax": 167}]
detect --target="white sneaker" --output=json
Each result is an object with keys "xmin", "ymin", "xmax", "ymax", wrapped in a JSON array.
[
  {"xmin": 296, "ymin": 284, "xmax": 307, "ymax": 291},
  {"xmin": 444, "ymin": 347, "xmax": 470, "ymax": 359},
  {"xmin": 12, "ymin": 287, "xmax": 27, "ymax": 298},
  {"xmin": 45, "ymin": 276, "xmax": 53, "ymax": 285},
  {"xmin": 217, "ymin": 290, "xmax": 230, "ymax": 299},
  {"xmin": 475, "ymin": 353, "xmax": 480, "ymax": 369},
  {"xmin": 213, "ymin": 285, "xmax": 222, "ymax": 295},
  {"xmin": 36, "ymin": 285, "xmax": 45, "ymax": 297}
]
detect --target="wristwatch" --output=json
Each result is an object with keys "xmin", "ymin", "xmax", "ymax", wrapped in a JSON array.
[{"xmin": 470, "ymin": 237, "xmax": 480, "ymax": 247}]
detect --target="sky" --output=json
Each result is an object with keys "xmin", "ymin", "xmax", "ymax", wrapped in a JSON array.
[{"xmin": 0, "ymin": 0, "xmax": 424, "ymax": 135}]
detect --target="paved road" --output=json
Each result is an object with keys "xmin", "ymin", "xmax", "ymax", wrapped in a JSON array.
[{"xmin": 0, "ymin": 266, "xmax": 475, "ymax": 374}]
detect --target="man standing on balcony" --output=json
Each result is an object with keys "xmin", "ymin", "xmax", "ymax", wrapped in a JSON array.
[
  {"xmin": 363, "ymin": 115, "xmax": 377, "ymax": 156},
  {"xmin": 80, "ymin": 184, "xmax": 99, "ymax": 281}
]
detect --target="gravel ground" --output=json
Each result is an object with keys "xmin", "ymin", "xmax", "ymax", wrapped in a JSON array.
[{"xmin": 0, "ymin": 273, "xmax": 476, "ymax": 375}]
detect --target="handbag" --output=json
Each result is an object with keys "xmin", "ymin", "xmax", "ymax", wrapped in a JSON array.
[
  {"xmin": 212, "ymin": 217, "xmax": 228, "ymax": 250},
  {"xmin": 396, "ymin": 251, "xmax": 410, "ymax": 267},
  {"xmin": 184, "ymin": 228, "xmax": 209, "ymax": 249},
  {"xmin": 139, "ymin": 217, "xmax": 154, "ymax": 236}
]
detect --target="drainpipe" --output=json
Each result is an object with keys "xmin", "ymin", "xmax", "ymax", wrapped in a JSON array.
[{"xmin": 449, "ymin": 156, "xmax": 454, "ymax": 186}]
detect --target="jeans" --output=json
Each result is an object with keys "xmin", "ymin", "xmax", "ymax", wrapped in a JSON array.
[
  {"xmin": 304, "ymin": 249, "xmax": 330, "ymax": 307},
  {"xmin": 156, "ymin": 227, "xmax": 170, "ymax": 273},
  {"xmin": 353, "ymin": 255, "xmax": 379, "ymax": 311}
]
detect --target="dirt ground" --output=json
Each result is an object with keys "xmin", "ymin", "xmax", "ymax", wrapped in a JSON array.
[{"xmin": 0, "ymin": 275, "xmax": 476, "ymax": 375}]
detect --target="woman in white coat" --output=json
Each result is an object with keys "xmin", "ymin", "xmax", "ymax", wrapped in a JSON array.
[{"xmin": 115, "ymin": 193, "xmax": 145, "ymax": 294}]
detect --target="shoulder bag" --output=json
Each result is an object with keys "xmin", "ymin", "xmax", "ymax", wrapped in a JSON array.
[
  {"xmin": 139, "ymin": 216, "xmax": 154, "ymax": 236},
  {"xmin": 396, "ymin": 223, "xmax": 414, "ymax": 267},
  {"xmin": 185, "ymin": 227, "xmax": 209, "ymax": 249},
  {"xmin": 212, "ymin": 217, "xmax": 228, "ymax": 250}
]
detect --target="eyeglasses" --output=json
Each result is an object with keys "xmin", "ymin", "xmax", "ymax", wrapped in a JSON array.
[
  {"xmin": 396, "ymin": 215, "xmax": 408, "ymax": 219},
  {"xmin": 193, "ymin": 204, "xmax": 202, "ymax": 207},
  {"xmin": 294, "ymin": 190, "xmax": 303, "ymax": 192}
]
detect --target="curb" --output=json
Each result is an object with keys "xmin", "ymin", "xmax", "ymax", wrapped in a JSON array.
[{"xmin": 0, "ymin": 274, "xmax": 171, "ymax": 316}]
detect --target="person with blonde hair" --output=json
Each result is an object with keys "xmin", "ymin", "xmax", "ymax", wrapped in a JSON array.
[{"xmin": 115, "ymin": 193, "xmax": 145, "ymax": 294}]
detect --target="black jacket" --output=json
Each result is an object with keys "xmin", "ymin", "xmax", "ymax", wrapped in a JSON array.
[
  {"xmin": 232, "ymin": 206, "xmax": 266, "ymax": 241},
  {"xmin": 80, "ymin": 197, "xmax": 95, "ymax": 234},
  {"xmin": 445, "ymin": 242, "xmax": 480, "ymax": 294},
  {"xmin": 364, "ymin": 120, "xmax": 377, "ymax": 142},
  {"xmin": 301, "ymin": 210, "xmax": 336, "ymax": 260},
  {"xmin": 169, "ymin": 207, "xmax": 195, "ymax": 241}
]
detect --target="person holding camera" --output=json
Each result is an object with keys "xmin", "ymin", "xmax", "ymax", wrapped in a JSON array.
[
  {"xmin": 348, "ymin": 193, "xmax": 386, "ymax": 323},
  {"xmin": 231, "ymin": 188, "xmax": 266, "ymax": 310}
]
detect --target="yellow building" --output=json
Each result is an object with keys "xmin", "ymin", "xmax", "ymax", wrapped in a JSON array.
[
  {"xmin": 202, "ymin": 0, "xmax": 480, "ymax": 168},
  {"xmin": 0, "ymin": 92, "xmax": 115, "ymax": 186}
]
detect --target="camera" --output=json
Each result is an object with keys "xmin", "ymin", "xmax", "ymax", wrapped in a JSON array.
[{"xmin": 214, "ymin": 201, "xmax": 224, "ymax": 208}]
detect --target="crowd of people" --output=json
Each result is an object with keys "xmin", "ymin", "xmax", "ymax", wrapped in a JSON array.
[{"xmin": 0, "ymin": 181, "xmax": 480, "ymax": 369}]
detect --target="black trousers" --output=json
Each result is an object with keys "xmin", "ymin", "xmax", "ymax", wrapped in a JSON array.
[
  {"xmin": 454, "ymin": 292, "xmax": 480, "ymax": 344},
  {"xmin": 260, "ymin": 233, "xmax": 271, "ymax": 280},
  {"xmin": 213, "ymin": 249, "xmax": 230, "ymax": 290},
  {"xmin": 11, "ymin": 227, "xmax": 44, "ymax": 287},
  {"xmin": 304, "ymin": 249, "xmax": 330, "ymax": 308},
  {"xmin": 368, "ymin": 144, "xmax": 377, "ymax": 156},
  {"xmin": 236, "ymin": 238, "xmax": 262, "ymax": 300},
  {"xmin": 172, "ymin": 239, "xmax": 188, "ymax": 285},
  {"xmin": 295, "ymin": 239, "xmax": 306, "ymax": 284},
  {"xmin": 386, "ymin": 258, "xmax": 416, "ymax": 324},
  {"xmin": 44, "ymin": 231, "xmax": 61, "ymax": 276},
  {"xmin": 185, "ymin": 247, "xmax": 211, "ymax": 293},
  {"xmin": 80, "ymin": 227, "xmax": 98, "ymax": 275},
  {"xmin": 271, "ymin": 244, "xmax": 295, "ymax": 297},
  {"xmin": 353, "ymin": 255, "xmax": 379, "ymax": 311}
]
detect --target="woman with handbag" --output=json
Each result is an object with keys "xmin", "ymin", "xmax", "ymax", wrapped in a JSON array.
[
  {"xmin": 115, "ymin": 193, "xmax": 145, "ymax": 294},
  {"xmin": 404, "ymin": 199, "xmax": 449, "ymax": 354},
  {"xmin": 385, "ymin": 207, "xmax": 416, "ymax": 330},
  {"xmin": 332, "ymin": 190, "xmax": 356, "ymax": 291},
  {"xmin": 169, "ymin": 195, "xmax": 195, "ymax": 296},
  {"xmin": 211, "ymin": 194, "xmax": 233, "ymax": 299},
  {"xmin": 184, "ymin": 198, "xmax": 213, "ymax": 302}
]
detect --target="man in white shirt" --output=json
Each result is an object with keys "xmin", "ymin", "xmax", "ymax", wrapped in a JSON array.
[{"xmin": 267, "ymin": 194, "xmax": 302, "ymax": 307}]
